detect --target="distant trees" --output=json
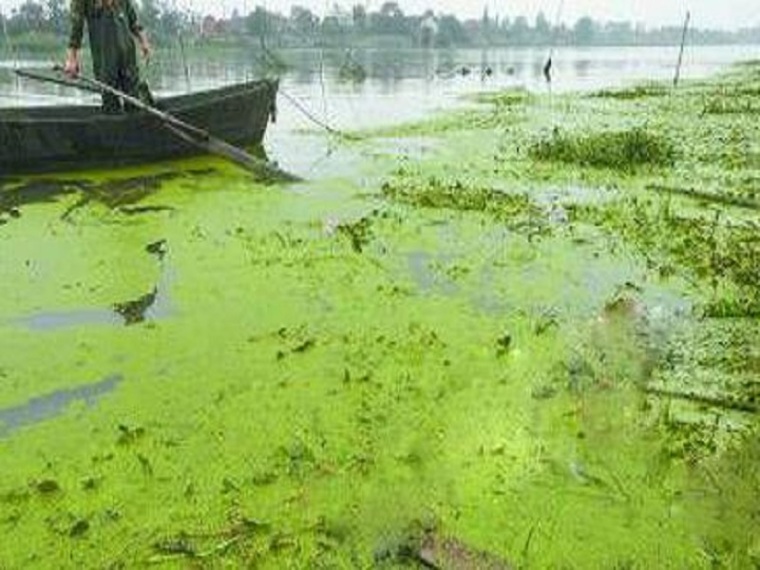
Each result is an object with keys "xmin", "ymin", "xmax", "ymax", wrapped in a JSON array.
[
  {"xmin": 534, "ymin": 12, "xmax": 551, "ymax": 44},
  {"xmin": 573, "ymin": 16, "xmax": 596, "ymax": 44},
  {"xmin": 291, "ymin": 6, "xmax": 318, "ymax": 37},
  {"xmin": 351, "ymin": 4, "xmax": 367, "ymax": 32},
  {"xmin": 0, "ymin": 0, "xmax": 757, "ymax": 50},
  {"xmin": 372, "ymin": 2, "xmax": 406, "ymax": 35},
  {"xmin": 436, "ymin": 15, "xmax": 468, "ymax": 47}
]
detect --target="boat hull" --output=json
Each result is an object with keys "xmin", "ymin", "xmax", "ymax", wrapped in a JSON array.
[{"xmin": 0, "ymin": 79, "xmax": 278, "ymax": 174}]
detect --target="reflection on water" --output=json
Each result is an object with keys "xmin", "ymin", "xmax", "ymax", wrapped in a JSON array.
[
  {"xmin": 9, "ymin": 236, "xmax": 175, "ymax": 330},
  {"xmin": 0, "ymin": 374, "xmax": 123, "ymax": 436},
  {"xmin": 2, "ymin": 45, "xmax": 757, "ymax": 112},
  {"xmin": 0, "ymin": 45, "xmax": 757, "ymax": 174}
]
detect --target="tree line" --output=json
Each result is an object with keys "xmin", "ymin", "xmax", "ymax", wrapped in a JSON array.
[{"xmin": 1, "ymin": 0, "xmax": 758, "ymax": 49}]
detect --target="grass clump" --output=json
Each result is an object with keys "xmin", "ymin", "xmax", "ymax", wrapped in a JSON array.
[{"xmin": 530, "ymin": 127, "xmax": 676, "ymax": 170}]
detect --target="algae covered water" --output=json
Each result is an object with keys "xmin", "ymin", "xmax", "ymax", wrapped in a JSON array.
[{"xmin": 1, "ymin": 49, "xmax": 760, "ymax": 567}]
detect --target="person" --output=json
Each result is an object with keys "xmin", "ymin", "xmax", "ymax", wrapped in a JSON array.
[{"xmin": 64, "ymin": 0, "xmax": 153, "ymax": 113}]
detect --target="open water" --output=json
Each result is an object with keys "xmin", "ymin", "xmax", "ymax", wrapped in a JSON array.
[{"xmin": 1, "ymin": 44, "xmax": 758, "ymax": 175}]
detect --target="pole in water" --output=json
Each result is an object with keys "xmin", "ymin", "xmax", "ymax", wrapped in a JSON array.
[
  {"xmin": 544, "ymin": 0, "xmax": 565, "ymax": 84},
  {"xmin": 674, "ymin": 10, "xmax": 691, "ymax": 88},
  {"xmin": 178, "ymin": 33, "xmax": 191, "ymax": 91},
  {"xmin": 543, "ymin": 54, "xmax": 553, "ymax": 83}
]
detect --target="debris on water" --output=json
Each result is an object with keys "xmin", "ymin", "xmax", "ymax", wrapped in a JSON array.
[
  {"xmin": 117, "ymin": 424, "xmax": 146, "ymax": 446},
  {"xmin": 323, "ymin": 217, "xmax": 340, "ymax": 236},
  {"xmin": 118, "ymin": 205, "xmax": 176, "ymax": 216},
  {"xmin": 375, "ymin": 520, "xmax": 512, "ymax": 570},
  {"xmin": 69, "ymin": 519, "xmax": 90, "ymax": 538},
  {"xmin": 137, "ymin": 454, "xmax": 154, "ymax": 476},
  {"xmin": 336, "ymin": 215, "xmax": 374, "ymax": 253},
  {"xmin": 145, "ymin": 239, "xmax": 168, "ymax": 260},
  {"xmin": 113, "ymin": 288, "xmax": 158, "ymax": 325},
  {"xmin": 34, "ymin": 479, "xmax": 61, "ymax": 495},
  {"xmin": 292, "ymin": 338, "xmax": 316, "ymax": 354},
  {"xmin": 80, "ymin": 477, "xmax": 99, "ymax": 491},
  {"xmin": 417, "ymin": 532, "xmax": 513, "ymax": 569},
  {"xmin": 153, "ymin": 535, "xmax": 196, "ymax": 557},
  {"xmin": 534, "ymin": 310, "xmax": 559, "ymax": 335},
  {"xmin": 496, "ymin": 332, "xmax": 513, "ymax": 356}
]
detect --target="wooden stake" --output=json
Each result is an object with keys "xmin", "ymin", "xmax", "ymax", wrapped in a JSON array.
[{"xmin": 673, "ymin": 11, "xmax": 691, "ymax": 88}]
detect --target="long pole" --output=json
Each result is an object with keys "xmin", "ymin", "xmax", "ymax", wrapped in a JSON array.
[
  {"xmin": 543, "ymin": 0, "xmax": 565, "ymax": 84},
  {"xmin": 76, "ymin": 71, "xmax": 296, "ymax": 180},
  {"xmin": 673, "ymin": 10, "xmax": 691, "ymax": 88}
]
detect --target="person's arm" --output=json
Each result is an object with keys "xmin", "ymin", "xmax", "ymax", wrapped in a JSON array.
[
  {"xmin": 125, "ymin": 0, "xmax": 151, "ymax": 60},
  {"xmin": 64, "ymin": 0, "xmax": 85, "ymax": 75}
]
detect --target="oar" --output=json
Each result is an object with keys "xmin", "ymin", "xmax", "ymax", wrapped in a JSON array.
[{"xmin": 16, "ymin": 67, "xmax": 299, "ymax": 182}]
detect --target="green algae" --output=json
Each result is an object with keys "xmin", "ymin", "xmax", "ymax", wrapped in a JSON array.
[{"xmin": 1, "ymin": 63, "xmax": 760, "ymax": 569}]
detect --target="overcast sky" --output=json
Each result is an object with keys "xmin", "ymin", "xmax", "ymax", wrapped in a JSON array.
[{"xmin": 0, "ymin": 0, "xmax": 757, "ymax": 30}]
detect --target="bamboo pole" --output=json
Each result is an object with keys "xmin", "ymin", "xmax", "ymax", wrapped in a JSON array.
[{"xmin": 673, "ymin": 10, "xmax": 691, "ymax": 88}]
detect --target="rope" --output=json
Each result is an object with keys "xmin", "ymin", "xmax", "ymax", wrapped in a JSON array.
[{"xmin": 278, "ymin": 89, "xmax": 360, "ymax": 140}]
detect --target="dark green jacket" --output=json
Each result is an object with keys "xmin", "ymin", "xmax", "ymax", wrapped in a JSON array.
[
  {"xmin": 68, "ymin": 0, "xmax": 150, "ymax": 110},
  {"xmin": 68, "ymin": 0, "xmax": 143, "ymax": 50}
]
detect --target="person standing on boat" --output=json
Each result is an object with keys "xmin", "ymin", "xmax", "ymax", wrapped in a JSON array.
[{"xmin": 64, "ymin": 0, "xmax": 153, "ymax": 113}]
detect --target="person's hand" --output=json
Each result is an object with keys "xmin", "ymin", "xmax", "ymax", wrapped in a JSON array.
[
  {"xmin": 138, "ymin": 34, "xmax": 152, "ymax": 62},
  {"xmin": 64, "ymin": 49, "xmax": 80, "ymax": 77}
]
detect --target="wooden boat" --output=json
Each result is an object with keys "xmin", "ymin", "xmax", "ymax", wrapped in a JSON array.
[{"xmin": 0, "ymin": 78, "xmax": 278, "ymax": 174}]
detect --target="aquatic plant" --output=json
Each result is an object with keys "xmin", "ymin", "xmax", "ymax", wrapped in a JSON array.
[
  {"xmin": 702, "ymin": 96, "xmax": 760, "ymax": 115},
  {"xmin": 529, "ymin": 127, "xmax": 677, "ymax": 170},
  {"xmin": 382, "ymin": 176, "xmax": 537, "ymax": 218}
]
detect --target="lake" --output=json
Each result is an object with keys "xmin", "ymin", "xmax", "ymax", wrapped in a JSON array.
[{"xmin": 1, "ymin": 44, "xmax": 759, "ymax": 568}]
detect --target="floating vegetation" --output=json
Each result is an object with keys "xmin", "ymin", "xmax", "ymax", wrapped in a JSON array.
[
  {"xmin": 702, "ymin": 97, "xmax": 760, "ymax": 115},
  {"xmin": 530, "ymin": 127, "xmax": 677, "ymax": 170},
  {"xmin": 472, "ymin": 87, "xmax": 534, "ymax": 108},
  {"xmin": 336, "ymin": 215, "xmax": 375, "ymax": 253},
  {"xmin": 591, "ymin": 82, "xmax": 669, "ymax": 100},
  {"xmin": 646, "ymin": 183, "xmax": 760, "ymax": 211},
  {"xmin": 382, "ymin": 176, "xmax": 538, "ymax": 219}
]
